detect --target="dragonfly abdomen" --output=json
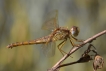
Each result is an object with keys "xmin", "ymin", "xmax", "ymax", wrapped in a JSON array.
[
  {"xmin": 7, "ymin": 41, "xmax": 32, "ymax": 48},
  {"xmin": 7, "ymin": 35, "xmax": 50, "ymax": 49}
]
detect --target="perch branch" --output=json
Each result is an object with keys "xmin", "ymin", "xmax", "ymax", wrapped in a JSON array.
[{"xmin": 48, "ymin": 30, "xmax": 106, "ymax": 71}]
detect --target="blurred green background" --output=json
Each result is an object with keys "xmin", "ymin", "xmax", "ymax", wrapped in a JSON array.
[{"xmin": 0, "ymin": 0, "xmax": 106, "ymax": 71}]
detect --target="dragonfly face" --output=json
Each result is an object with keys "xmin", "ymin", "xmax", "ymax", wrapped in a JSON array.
[{"xmin": 70, "ymin": 26, "xmax": 79, "ymax": 37}]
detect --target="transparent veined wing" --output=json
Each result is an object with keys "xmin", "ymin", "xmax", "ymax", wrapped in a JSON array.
[
  {"xmin": 40, "ymin": 10, "xmax": 59, "ymax": 56},
  {"xmin": 41, "ymin": 42, "xmax": 56, "ymax": 57},
  {"xmin": 42, "ymin": 10, "xmax": 59, "ymax": 31}
]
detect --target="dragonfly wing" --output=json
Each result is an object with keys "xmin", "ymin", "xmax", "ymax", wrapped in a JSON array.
[
  {"xmin": 41, "ymin": 42, "xmax": 56, "ymax": 57},
  {"xmin": 42, "ymin": 10, "xmax": 59, "ymax": 31},
  {"xmin": 50, "ymin": 41, "xmax": 56, "ymax": 56}
]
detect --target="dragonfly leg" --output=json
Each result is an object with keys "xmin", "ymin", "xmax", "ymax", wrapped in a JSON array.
[
  {"xmin": 58, "ymin": 39, "xmax": 71, "ymax": 57},
  {"xmin": 57, "ymin": 39, "xmax": 72, "ymax": 57},
  {"xmin": 69, "ymin": 37, "xmax": 76, "ymax": 47},
  {"xmin": 71, "ymin": 35, "xmax": 83, "ymax": 42},
  {"xmin": 57, "ymin": 40, "xmax": 66, "ymax": 56},
  {"xmin": 69, "ymin": 36, "xmax": 83, "ymax": 47}
]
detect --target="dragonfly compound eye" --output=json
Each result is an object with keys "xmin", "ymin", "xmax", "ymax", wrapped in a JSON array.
[{"xmin": 70, "ymin": 26, "xmax": 79, "ymax": 37}]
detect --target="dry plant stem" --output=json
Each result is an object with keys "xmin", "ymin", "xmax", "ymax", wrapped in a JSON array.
[
  {"xmin": 48, "ymin": 30, "xmax": 106, "ymax": 71},
  {"xmin": 57, "ymin": 61, "xmax": 78, "ymax": 68}
]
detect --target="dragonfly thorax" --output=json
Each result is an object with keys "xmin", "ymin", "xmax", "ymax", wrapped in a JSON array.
[
  {"xmin": 52, "ymin": 30, "xmax": 69, "ymax": 41},
  {"xmin": 70, "ymin": 26, "xmax": 79, "ymax": 37}
]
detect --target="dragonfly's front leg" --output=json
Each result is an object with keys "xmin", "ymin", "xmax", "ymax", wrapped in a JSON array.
[
  {"xmin": 71, "ymin": 35, "xmax": 83, "ymax": 42},
  {"xmin": 69, "ymin": 37, "xmax": 83, "ymax": 47}
]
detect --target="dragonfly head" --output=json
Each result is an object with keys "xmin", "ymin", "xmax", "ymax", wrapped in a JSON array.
[{"xmin": 70, "ymin": 26, "xmax": 79, "ymax": 37}]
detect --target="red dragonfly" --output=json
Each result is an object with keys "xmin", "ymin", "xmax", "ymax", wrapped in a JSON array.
[{"xmin": 7, "ymin": 10, "xmax": 83, "ymax": 56}]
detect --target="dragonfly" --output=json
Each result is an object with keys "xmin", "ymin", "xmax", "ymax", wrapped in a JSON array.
[{"xmin": 7, "ymin": 10, "xmax": 83, "ymax": 56}]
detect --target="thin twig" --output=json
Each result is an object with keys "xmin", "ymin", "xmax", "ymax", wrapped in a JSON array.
[{"xmin": 48, "ymin": 30, "xmax": 106, "ymax": 71}]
